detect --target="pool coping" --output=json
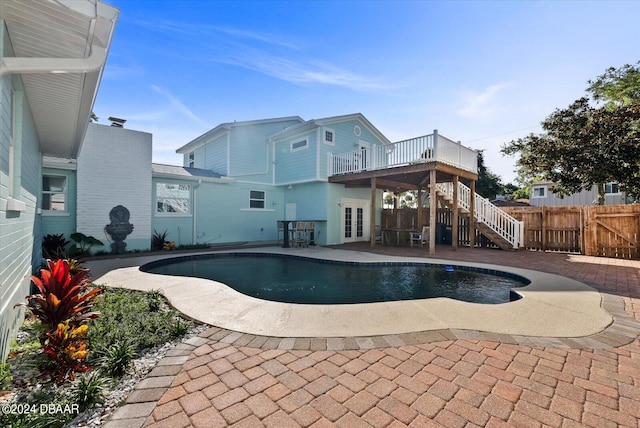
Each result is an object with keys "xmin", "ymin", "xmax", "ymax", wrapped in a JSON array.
[{"xmin": 87, "ymin": 247, "xmax": 629, "ymax": 341}]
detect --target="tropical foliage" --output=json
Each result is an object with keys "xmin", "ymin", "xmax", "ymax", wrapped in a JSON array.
[
  {"xmin": 42, "ymin": 322, "xmax": 92, "ymax": 384},
  {"xmin": 502, "ymin": 62, "xmax": 640, "ymax": 204},
  {"xmin": 19, "ymin": 259, "xmax": 102, "ymax": 332}
]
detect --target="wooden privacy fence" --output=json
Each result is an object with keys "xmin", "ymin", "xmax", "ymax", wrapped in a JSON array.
[
  {"xmin": 501, "ymin": 205, "xmax": 639, "ymax": 259},
  {"xmin": 381, "ymin": 208, "xmax": 498, "ymax": 249},
  {"xmin": 382, "ymin": 205, "xmax": 640, "ymax": 259}
]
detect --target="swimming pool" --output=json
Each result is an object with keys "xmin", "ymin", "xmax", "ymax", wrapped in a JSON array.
[
  {"xmin": 92, "ymin": 247, "xmax": 612, "ymax": 338},
  {"xmin": 142, "ymin": 253, "xmax": 528, "ymax": 304}
]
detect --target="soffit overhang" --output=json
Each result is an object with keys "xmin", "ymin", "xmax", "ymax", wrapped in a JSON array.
[{"xmin": 0, "ymin": 0, "xmax": 118, "ymax": 158}]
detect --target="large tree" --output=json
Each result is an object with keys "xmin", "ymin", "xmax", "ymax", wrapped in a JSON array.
[
  {"xmin": 502, "ymin": 62, "xmax": 640, "ymax": 204},
  {"xmin": 475, "ymin": 150, "xmax": 505, "ymax": 200}
]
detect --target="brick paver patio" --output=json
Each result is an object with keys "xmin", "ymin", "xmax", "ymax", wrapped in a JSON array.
[{"xmin": 105, "ymin": 245, "xmax": 640, "ymax": 427}]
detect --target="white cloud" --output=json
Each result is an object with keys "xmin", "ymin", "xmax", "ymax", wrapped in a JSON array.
[
  {"xmin": 457, "ymin": 83, "xmax": 512, "ymax": 118},
  {"xmin": 219, "ymin": 50, "xmax": 397, "ymax": 92},
  {"xmin": 148, "ymin": 85, "xmax": 211, "ymax": 129}
]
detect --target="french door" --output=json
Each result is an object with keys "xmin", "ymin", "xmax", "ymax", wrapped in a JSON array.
[{"xmin": 341, "ymin": 199, "xmax": 370, "ymax": 243}]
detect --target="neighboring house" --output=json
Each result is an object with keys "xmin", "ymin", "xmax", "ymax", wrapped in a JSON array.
[
  {"xmin": 0, "ymin": 0, "xmax": 118, "ymax": 359},
  {"xmin": 530, "ymin": 181, "xmax": 627, "ymax": 206}
]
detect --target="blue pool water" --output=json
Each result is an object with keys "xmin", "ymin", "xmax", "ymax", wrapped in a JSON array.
[{"xmin": 142, "ymin": 254, "xmax": 528, "ymax": 305}]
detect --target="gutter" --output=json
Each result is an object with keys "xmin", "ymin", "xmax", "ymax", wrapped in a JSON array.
[{"xmin": 0, "ymin": 45, "xmax": 107, "ymax": 78}]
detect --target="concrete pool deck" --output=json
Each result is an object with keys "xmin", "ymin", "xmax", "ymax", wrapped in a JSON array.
[
  {"xmin": 90, "ymin": 246, "xmax": 613, "ymax": 339},
  {"xmin": 92, "ymin": 245, "xmax": 640, "ymax": 428}
]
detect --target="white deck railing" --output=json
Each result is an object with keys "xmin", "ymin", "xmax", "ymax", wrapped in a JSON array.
[
  {"xmin": 329, "ymin": 131, "xmax": 478, "ymax": 176},
  {"xmin": 436, "ymin": 182, "xmax": 524, "ymax": 249}
]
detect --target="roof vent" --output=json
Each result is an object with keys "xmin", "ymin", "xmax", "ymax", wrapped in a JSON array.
[{"xmin": 108, "ymin": 117, "xmax": 126, "ymax": 127}]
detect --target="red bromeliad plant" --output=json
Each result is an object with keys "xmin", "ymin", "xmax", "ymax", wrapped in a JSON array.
[
  {"xmin": 17, "ymin": 259, "xmax": 103, "ymax": 332},
  {"xmin": 15, "ymin": 259, "xmax": 103, "ymax": 384}
]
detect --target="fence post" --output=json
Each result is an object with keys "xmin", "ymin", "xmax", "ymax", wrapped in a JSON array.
[{"xmin": 541, "ymin": 205, "xmax": 547, "ymax": 251}]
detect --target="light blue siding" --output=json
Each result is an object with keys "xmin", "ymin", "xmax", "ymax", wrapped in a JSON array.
[
  {"xmin": 203, "ymin": 133, "xmax": 227, "ymax": 174},
  {"xmin": 151, "ymin": 177, "xmax": 286, "ymax": 245},
  {"xmin": 319, "ymin": 119, "xmax": 384, "ymax": 178},
  {"xmin": 0, "ymin": 22, "xmax": 41, "ymax": 359},
  {"xmin": 274, "ymin": 131, "xmax": 318, "ymax": 184}
]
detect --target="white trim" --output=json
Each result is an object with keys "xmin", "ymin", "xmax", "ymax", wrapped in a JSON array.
[
  {"xmin": 154, "ymin": 213, "xmax": 193, "ymax": 218},
  {"xmin": 290, "ymin": 137, "xmax": 309, "ymax": 152},
  {"xmin": 249, "ymin": 189, "xmax": 266, "ymax": 209},
  {"xmin": 155, "ymin": 182, "xmax": 192, "ymax": 215},
  {"xmin": 240, "ymin": 208, "xmax": 276, "ymax": 212},
  {"xmin": 152, "ymin": 172, "xmax": 232, "ymax": 183},
  {"xmin": 604, "ymin": 182, "xmax": 621, "ymax": 195},
  {"xmin": 353, "ymin": 125, "xmax": 361, "ymax": 137},
  {"xmin": 531, "ymin": 185, "xmax": 546, "ymax": 198},
  {"xmin": 323, "ymin": 127, "xmax": 335, "ymax": 146},
  {"xmin": 42, "ymin": 174, "xmax": 68, "ymax": 213}
]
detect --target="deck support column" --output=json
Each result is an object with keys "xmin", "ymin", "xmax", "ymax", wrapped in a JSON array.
[
  {"xmin": 429, "ymin": 169, "xmax": 437, "ymax": 255},
  {"xmin": 452, "ymin": 175, "xmax": 459, "ymax": 250},
  {"xmin": 370, "ymin": 177, "xmax": 377, "ymax": 248},
  {"xmin": 469, "ymin": 179, "xmax": 476, "ymax": 248},
  {"xmin": 417, "ymin": 187, "xmax": 423, "ymax": 229}
]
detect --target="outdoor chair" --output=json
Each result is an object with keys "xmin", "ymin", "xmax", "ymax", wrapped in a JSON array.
[
  {"xmin": 304, "ymin": 221, "xmax": 315, "ymax": 246},
  {"xmin": 293, "ymin": 221, "xmax": 307, "ymax": 247},
  {"xmin": 276, "ymin": 221, "xmax": 286, "ymax": 245},
  {"xmin": 410, "ymin": 225, "xmax": 430, "ymax": 248}
]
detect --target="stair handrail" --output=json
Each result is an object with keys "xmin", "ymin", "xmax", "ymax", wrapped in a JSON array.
[{"xmin": 436, "ymin": 182, "xmax": 524, "ymax": 249}]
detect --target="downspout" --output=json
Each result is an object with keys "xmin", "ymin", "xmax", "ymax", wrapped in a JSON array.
[{"xmin": 192, "ymin": 179, "xmax": 202, "ymax": 244}]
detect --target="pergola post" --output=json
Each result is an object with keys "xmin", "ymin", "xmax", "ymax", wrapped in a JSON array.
[
  {"xmin": 370, "ymin": 177, "xmax": 377, "ymax": 248},
  {"xmin": 429, "ymin": 169, "xmax": 437, "ymax": 255},
  {"xmin": 417, "ymin": 187, "xmax": 423, "ymax": 230},
  {"xmin": 452, "ymin": 175, "xmax": 459, "ymax": 250},
  {"xmin": 469, "ymin": 179, "xmax": 476, "ymax": 248}
]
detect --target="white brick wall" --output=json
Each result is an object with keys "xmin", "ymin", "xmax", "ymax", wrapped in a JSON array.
[{"xmin": 76, "ymin": 123, "xmax": 152, "ymax": 251}]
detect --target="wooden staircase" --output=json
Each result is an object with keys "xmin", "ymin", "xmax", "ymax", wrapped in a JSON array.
[{"xmin": 435, "ymin": 183, "xmax": 524, "ymax": 250}]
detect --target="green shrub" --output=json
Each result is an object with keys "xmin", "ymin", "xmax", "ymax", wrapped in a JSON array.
[
  {"xmin": 170, "ymin": 318, "xmax": 191, "ymax": 338},
  {"xmin": 0, "ymin": 361, "xmax": 12, "ymax": 391},
  {"xmin": 98, "ymin": 341, "xmax": 135, "ymax": 377},
  {"xmin": 151, "ymin": 229, "xmax": 169, "ymax": 251},
  {"xmin": 69, "ymin": 371, "xmax": 107, "ymax": 411},
  {"xmin": 69, "ymin": 233, "xmax": 104, "ymax": 258},
  {"xmin": 42, "ymin": 234, "xmax": 70, "ymax": 260},
  {"xmin": 146, "ymin": 289, "xmax": 164, "ymax": 312},
  {"xmin": 88, "ymin": 288, "xmax": 193, "ymax": 355}
]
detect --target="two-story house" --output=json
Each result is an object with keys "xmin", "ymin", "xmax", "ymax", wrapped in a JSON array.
[{"xmin": 163, "ymin": 114, "xmax": 392, "ymax": 246}]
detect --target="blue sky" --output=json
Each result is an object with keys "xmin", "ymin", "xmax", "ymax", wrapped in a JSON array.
[{"xmin": 95, "ymin": 0, "xmax": 640, "ymax": 184}]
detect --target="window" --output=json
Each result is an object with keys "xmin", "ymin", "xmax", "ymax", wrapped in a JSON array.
[
  {"xmin": 532, "ymin": 186, "xmax": 546, "ymax": 198},
  {"xmin": 323, "ymin": 128, "xmax": 335, "ymax": 145},
  {"xmin": 156, "ymin": 183, "xmax": 191, "ymax": 214},
  {"xmin": 290, "ymin": 139, "xmax": 308, "ymax": 152},
  {"xmin": 604, "ymin": 182, "xmax": 620, "ymax": 194},
  {"xmin": 42, "ymin": 175, "xmax": 66, "ymax": 212},
  {"xmin": 249, "ymin": 190, "xmax": 265, "ymax": 209},
  {"xmin": 188, "ymin": 152, "xmax": 194, "ymax": 168}
]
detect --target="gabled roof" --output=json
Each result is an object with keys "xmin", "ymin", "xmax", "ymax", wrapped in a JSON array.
[
  {"xmin": 176, "ymin": 116, "xmax": 304, "ymax": 154},
  {"xmin": 0, "ymin": 0, "xmax": 119, "ymax": 158},
  {"xmin": 152, "ymin": 163, "xmax": 232, "ymax": 182},
  {"xmin": 268, "ymin": 113, "xmax": 392, "ymax": 145}
]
